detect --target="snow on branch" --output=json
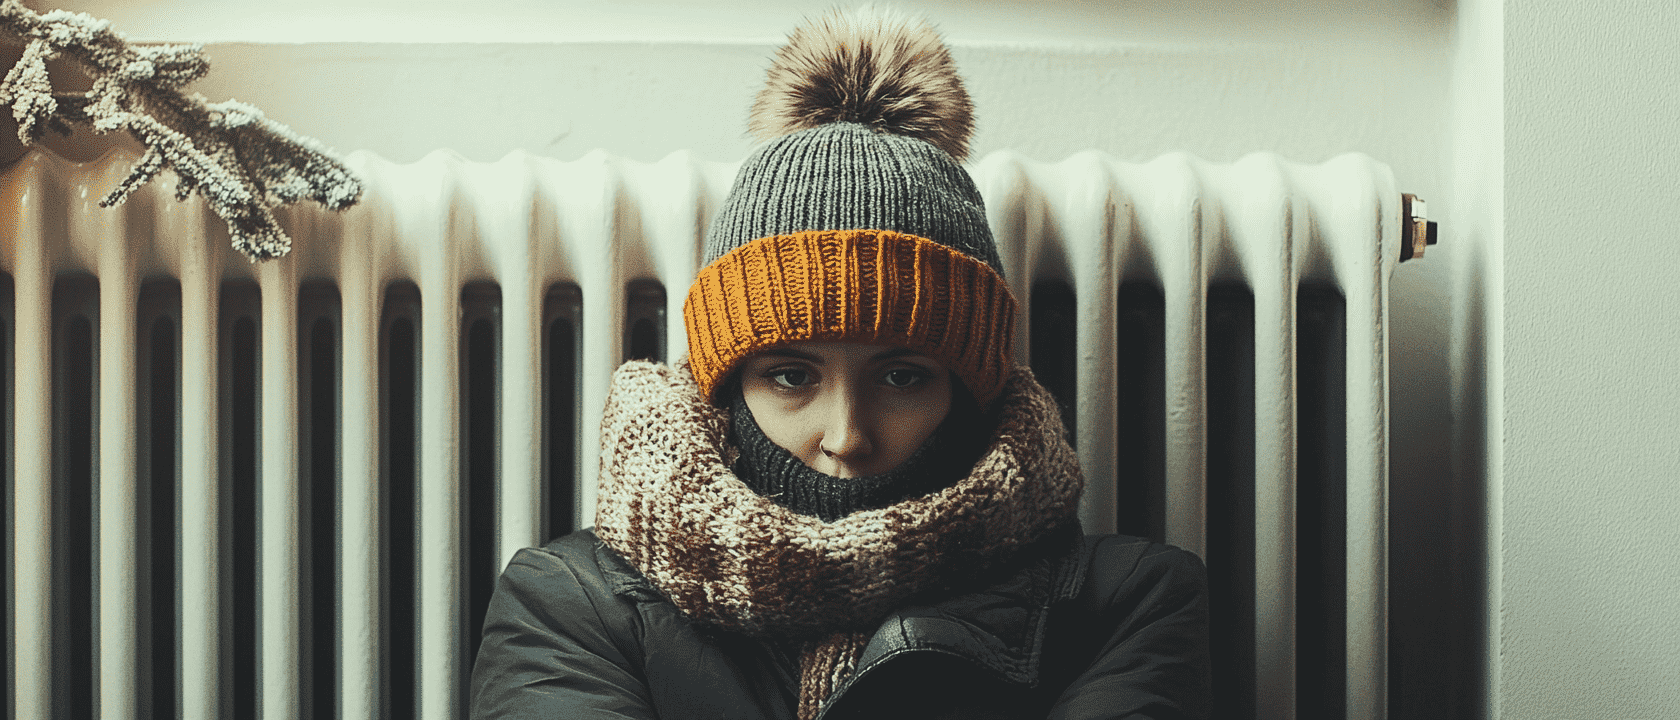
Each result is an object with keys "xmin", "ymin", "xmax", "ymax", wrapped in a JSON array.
[{"xmin": 0, "ymin": 0, "xmax": 362, "ymax": 261}]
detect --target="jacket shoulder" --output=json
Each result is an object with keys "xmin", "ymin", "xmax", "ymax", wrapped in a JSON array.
[
  {"xmin": 511, "ymin": 529, "xmax": 608, "ymax": 590},
  {"xmin": 525, "ymin": 528, "xmax": 657, "ymax": 597},
  {"xmin": 535, "ymin": 528, "xmax": 602, "ymax": 563},
  {"xmin": 1074, "ymin": 534, "xmax": 1208, "ymax": 611},
  {"xmin": 472, "ymin": 530, "xmax": 667, "ymax": 718},
  {"xmin": 493, "ymin": 530, "xmax": 633, "ymax": 628},
  {"xmin": 1036, "ymin": 536, "xmax": 1210, "ymax": 718}
]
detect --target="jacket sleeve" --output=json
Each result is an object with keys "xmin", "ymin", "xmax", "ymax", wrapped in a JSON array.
[
  {"xmin": 469, "ymin": 541, "xmax": 658, "ymax": 720},
  {"xmin": 1047, "ymin": 538, "xmax": 1212, "ymax": 720}
]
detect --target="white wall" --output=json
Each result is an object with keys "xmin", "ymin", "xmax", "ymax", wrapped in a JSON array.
[
  {"xmin": 1502, "ymin": 0, "xmax": 1680, "ymax": 715},
  {"xmin": 9, "ymin": 0, "xmax": 1519, "ymax": 713},
  {"xmin": 18, "ymin": 0, "xmax": 1454, "ymax": 169}
]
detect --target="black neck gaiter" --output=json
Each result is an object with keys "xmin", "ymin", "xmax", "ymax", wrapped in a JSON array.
[{"xmin": 728, "ymin": 377, "xmax": 991, "ymax": 522}]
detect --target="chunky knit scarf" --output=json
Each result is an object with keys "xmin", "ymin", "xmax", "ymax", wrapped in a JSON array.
[{"xmin": 593, "ymin": 360, "xmax": 1083, "ymax": 719}]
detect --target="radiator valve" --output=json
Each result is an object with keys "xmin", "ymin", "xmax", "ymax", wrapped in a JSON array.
[{"xmin": 1400, "ymin": 194, "xmax": 1439, "ymax": 262}]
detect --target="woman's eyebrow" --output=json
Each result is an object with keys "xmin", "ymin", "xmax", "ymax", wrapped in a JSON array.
[
  {"xmin": 761, "ymin": 348, "xmax": 823, "ymax": 363},
  {"xmin": 870, "ymin": 347, "xmax": 928, "ymax": 362}
]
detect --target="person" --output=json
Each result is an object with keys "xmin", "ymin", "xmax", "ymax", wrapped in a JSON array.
[{"xmin": 469, "ymin": 8, "xmax": 1210, "ymax": 719}]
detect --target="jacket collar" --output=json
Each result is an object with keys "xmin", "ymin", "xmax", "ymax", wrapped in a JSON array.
[{"xmin": 592, "ymin": 532, "xmax": 661, "ymax": 598}]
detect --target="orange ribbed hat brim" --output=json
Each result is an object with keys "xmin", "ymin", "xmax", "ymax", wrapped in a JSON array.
[{"xmin": 683, "ymin": 229, "xmax": 1016, "ymax": 404}]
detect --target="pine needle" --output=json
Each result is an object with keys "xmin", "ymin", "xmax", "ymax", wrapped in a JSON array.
[{"xmin": 0, "ymin": 0, "xmax": 362, "ymax": 261}]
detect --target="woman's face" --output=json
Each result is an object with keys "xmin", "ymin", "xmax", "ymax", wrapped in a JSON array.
[{"xmin": 738, "ymin": 342, "xmax": 952, "ymax": 478}]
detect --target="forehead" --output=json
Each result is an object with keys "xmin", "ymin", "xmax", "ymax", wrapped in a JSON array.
[{"xmin": 749, "ymin": 342, "xmax": 934, "ymax": 364}]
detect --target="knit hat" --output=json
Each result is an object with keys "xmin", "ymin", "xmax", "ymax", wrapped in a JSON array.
[{"xmin": 682, "ymin": 7, "xmax": 1017, "ymax": 405}]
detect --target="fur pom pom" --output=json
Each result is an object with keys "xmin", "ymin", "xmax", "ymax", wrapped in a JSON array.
[{"xmin": 750, "ymin": 7, "xmax": 975, "ymax": 160}]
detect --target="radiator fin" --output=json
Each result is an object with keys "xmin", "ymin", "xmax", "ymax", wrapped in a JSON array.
[
  {"xmin": 300, "ymin": 283, "xmax": 342, "ymax": 720},
  {"xmin": 220, "ymin": 284, "xmax": 261, "ymax": 720},
  {"xmin": 543, "ymin": 284, "xmax": 582, "ymax": 541},
  {"xmin": 0, "ymin": 275, "xmax": 12, "ymax": 720},
  {"xmin": 1297, "ymin": 285, "xmax": 1349, "ymax": 720},
  {"xmin": 52, "ymin": 276, "xmax": 99, "ymax": 720},
  {"xmin": 1206, "ymin": 284, "xmax": 1258, "ymax": 720},
  {"xmin": 1029, "ymin": 279, "xmax": 1078, "ymax": 447},
  {"xmin": 136, "ymin": 281, "xmax": 180, "ymax": 720},
  {"xmin": 1113, "ymin": 282, "xmax": 1166, "ymax": 542},
  {"xmin": 460, "ymin": 282, "xmax": 501, "ymax": 683},
  {"xmin": 380, "ymin": 282, "xmax": 421, "ymax": 720}
]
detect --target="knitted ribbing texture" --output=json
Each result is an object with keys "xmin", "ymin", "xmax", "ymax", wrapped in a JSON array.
[
  {"xmin": 703, "ymin": 122, "xmax": 1001, "ymax": 274},
  {"xmin": 684, "ymin": 228, "xmax": 1017, "ymax": 404}
]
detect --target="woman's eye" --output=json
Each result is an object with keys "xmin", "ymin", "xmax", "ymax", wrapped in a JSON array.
[
  {"xmin": 769, "ymin": 368, "xmax": 812, "ymax": 388},
  {"xmin": 882, "ymin": 368, "xmax": 927, "ymax": 388}
]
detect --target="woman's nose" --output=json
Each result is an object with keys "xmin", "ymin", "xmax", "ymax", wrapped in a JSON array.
[{"xmin": 819, "ymin": 388, "xmax": 873, "ymax": 469}]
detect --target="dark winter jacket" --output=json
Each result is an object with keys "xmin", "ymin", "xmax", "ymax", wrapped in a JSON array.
[{"xmin": 469, "ymin": 526, "xmax": 1210, "ymax": 720}]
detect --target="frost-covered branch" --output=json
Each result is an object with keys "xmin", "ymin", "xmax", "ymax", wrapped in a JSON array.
[{"xmin": 0, "ymin": 0, "xmax": 361, "ymax": 260}]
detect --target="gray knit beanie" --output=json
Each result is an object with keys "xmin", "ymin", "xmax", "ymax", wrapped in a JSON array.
[
  {"xmin": 681, "ymin": 7, "xmax": 1018, "ymax": 405},
  {"xmin": 702, "ymin": 122, "xmax": 1003, "ymax": 272}
]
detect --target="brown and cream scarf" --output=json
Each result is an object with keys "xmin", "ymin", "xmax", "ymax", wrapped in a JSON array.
[{"xmin": 592, "ymin": 360, "xmax": 1083, "ymax": 719}]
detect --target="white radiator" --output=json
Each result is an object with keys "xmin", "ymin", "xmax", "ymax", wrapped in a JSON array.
[{"xmin": 2, "ymin": 147, "xmax": 1398, "ymax": 719}]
